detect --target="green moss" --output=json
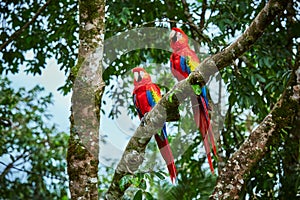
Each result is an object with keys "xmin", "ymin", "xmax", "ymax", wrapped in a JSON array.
[
  {"xmin": 75, "ymin": 145, "xmax": 88, "ymax": 160},
  {"xmin": 68, "ymin": 132, "xmax": 88, "ymax": 161},
  {"xmin": 272, "ymin": 94, "xmax": 299, "ymax": 129},
  {"xmin": 90, "ymin": 159, "xmax": 98, "ymax": 167}
]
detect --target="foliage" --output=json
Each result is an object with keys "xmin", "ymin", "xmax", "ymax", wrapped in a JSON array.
[
  {"xmin": 1, "ymin": 0, "xmax": 299, "ymax": 199},
  {"xmin": 0, "ymin": 77, "xmax": 68, "ymax": 199},
  {"xmin": 0, "ymin": 0, "xmax": 78, "ymax": 79}
]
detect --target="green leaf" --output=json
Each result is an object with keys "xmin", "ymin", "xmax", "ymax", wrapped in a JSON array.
[
  {"xmin": 138, "ymin": 179, "xmax": 147, "ymax": 190},
  {"xmin": 144, "ymin": 192, "xmax": 154, "ymax": 200},
  {"xmin": 281, "ymin": 128, "xmax": 288, "ymax": 135},
  {"xmin": 133, "ymin": 190, "xmax": 143, "ymax": 200},
  {"xmin": 168, "ymin": 93, "xmax": 173, "ymax": 103},
  {"xmin": 264, "ymin": 81, "xmax": 274, "ymax": 91},
  {"xmin": 121, "ymin": 16, "xmax": 127, "ymax": 24},
  {"xmin": 132, "ymin": 177, "xmax": 140, "ymax": 187},
  {"xmin": 256, "ymin": 74, "xmax": 266, "ymax": 83},
  {"xmin": 119, "ymin": 175, "xmax": 133, "ymax": 191},
  {"xmin": 136, "ymin": 172, "xmax": 144, "ymax": 180},
  {"xmin": 263, "ymin": 57, "xmax": 270, "ymax": 67},
  {"xmin": 61, "ymin": 195, "xmax": 69, "ymax": 200},
  {"xmin": 250, "ymin": 75, "xmax": 256, "ymax": 86},
  {"xmin": 144, "ymin": 173, "xmax": 151, "ymax": 181},
  {"xmin": 154, "ymin": 171, "xmax": 165, "ymax": 180},
  {"xmin": 191, "ymin": 84, "xmax": 202, "ymax": 95}
]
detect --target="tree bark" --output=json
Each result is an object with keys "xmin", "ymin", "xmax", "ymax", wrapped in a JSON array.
[
  {"xmin": 105, "ymin": 0, "xmax": 288, "ymax": 198},
  {"xmin": 67, "ymin": 0, "xmax": 105, "ymax": 199},
  {"xmin": 210, "ymin": 81, "xmax": 299, "ymax": 199}
]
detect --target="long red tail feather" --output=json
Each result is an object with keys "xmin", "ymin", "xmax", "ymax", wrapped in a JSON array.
[
  {"xmin": 208, "ymin": 124, "xmax": 217, "ymax": 156},
  {"xmin": 154, "ymin": 134, "xmax": 177, "ymax": 183},
  {"xmin": 191, "ymin": 95, "xmax": 217, "ymax": 174}
]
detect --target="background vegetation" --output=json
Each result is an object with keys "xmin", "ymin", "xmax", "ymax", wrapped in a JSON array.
[{"xmin": 0, "ymin": 0, "xmax": 299, "ymax": 199}]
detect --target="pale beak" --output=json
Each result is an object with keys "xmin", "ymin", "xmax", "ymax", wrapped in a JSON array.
[{"xmin": 134, "ymin": 71, "xmax": 144, "ymax": 82}]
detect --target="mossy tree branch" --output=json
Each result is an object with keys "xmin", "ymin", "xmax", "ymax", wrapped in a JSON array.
[
  {"xmin": 210, "ymin": 77, "xmax": 299, "ymax": 199},
  {"xmin": 105, "ymin": 0, "xmax": 288, "ymax": 199},
  {"xmin": 211, "ymin": 43, "xmax": 300, "ymax": 199}
]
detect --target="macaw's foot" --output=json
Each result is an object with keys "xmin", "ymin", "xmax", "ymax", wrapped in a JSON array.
[{"xmin": 140, "ymin": 112, "xmax": 149, "ymax": 126}]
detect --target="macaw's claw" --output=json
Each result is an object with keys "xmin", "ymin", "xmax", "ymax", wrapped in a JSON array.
[{"xmin": 140, "ymin": 112, "xmax": 149, "ymax": 126}]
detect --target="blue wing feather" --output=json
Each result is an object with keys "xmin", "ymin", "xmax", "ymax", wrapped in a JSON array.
[
  {"xmin": 156, "ymin": 123, "xmax": 168, "ymax": 141},
  {"xmin": 201, "ymin": 86, "xmax": 210, "ymax": 109},
  {"xmin": 146, "ymin": 90, "xmax": 156, "ymax": 108},
  {"xmin": 145, "ymin": 89, "xmax": 168, "ymax": 140},
  {"xmin": 161, "ymin": 123, "xmax": 168, "ymax": 139},
  {"xmin": 180, "ymin": 56, "xmax": 191, "ymax": 74}
]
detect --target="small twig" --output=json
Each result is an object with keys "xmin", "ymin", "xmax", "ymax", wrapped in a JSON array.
[
  {"xmin": 199, "ymin": 0, "xmax": 207, "ymax": 30},
  {"xmin": 0, "ymin": 154, "xmax": 24, "ymax": 179},
  {"xmin": 0, "ymin": 159, "xmax": 67, "ymax": 181},
  {"xmin": 203, "ymin": 0, "xmax": 219, "ymax": 29}
]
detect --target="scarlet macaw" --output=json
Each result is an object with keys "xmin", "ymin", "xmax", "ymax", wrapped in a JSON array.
[
  {"xmin": 169, "ymin": 27, "xmax": 217, "ymax": 173},
  {"xmin": 132, "ymin": 67, "xmax": 177, "ymax": 183}
]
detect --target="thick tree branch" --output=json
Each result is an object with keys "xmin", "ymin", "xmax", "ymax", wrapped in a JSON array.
[
  {"xmin": 210, "ymin": 90, "xmax": 298, "ymax": 199},
  {"xmin": 0, "ymin": 0, "xmax": 52, "ymax": 52},
  {"xmin": 105, "ymin": 0, "xmax": 288, "ymax": 198},
  {"xmin": 211, "ymin": 43, "xmax": 300, "ymax": 199}
]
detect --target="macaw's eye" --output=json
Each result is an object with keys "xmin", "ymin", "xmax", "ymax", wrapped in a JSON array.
[
  {"xmin": 176, "ymin": 32, "xmax": 182, "ymax": 40},
  {"xmin": 140, "ymin": 71, "xmax": 145, "ymax": 78}
]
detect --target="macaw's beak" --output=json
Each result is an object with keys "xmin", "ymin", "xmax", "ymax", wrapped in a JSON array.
[
  {"xmin": 134, "ymin": 71, "xmax": 144, "ymax": 82},
  {"xmin": 137, "ymin": 73, "xmax": 142, "ymax": 82}
]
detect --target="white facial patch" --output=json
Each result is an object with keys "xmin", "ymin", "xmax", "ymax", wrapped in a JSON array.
[
  {"xmin": 134, "ymin": 71, "xmax": 139, "ymax": 81},
  {"xmin": 169, "ymin": 30, "xmax": 176, "ymax": 40}
]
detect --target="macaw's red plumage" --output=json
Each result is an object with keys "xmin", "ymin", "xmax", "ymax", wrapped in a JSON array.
[
  {"xmin": 132, "ymin": 67, "xmax": 177, "ymax": 183},
  {"xmin": 169, "ymin": 27, "xmax": 217, "ymax": 173}
]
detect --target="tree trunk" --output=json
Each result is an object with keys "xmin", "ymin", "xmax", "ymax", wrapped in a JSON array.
[{"xmin": 67, "ymin": 0, "xmax": 105, "ymax": 199}]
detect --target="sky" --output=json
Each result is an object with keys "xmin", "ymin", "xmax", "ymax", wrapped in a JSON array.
[{"xmin": 8, "ymin": 58, "xmax": 72, "ymax": 133}]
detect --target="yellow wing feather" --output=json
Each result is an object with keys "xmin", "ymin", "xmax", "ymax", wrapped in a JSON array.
[
  {"xmin": 187, "ymin": 56, "xmax": 199, "ymax": 72},
  {"xmin": 151, "ymin": 86, "xmax": 161, "ymax": 103}
]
